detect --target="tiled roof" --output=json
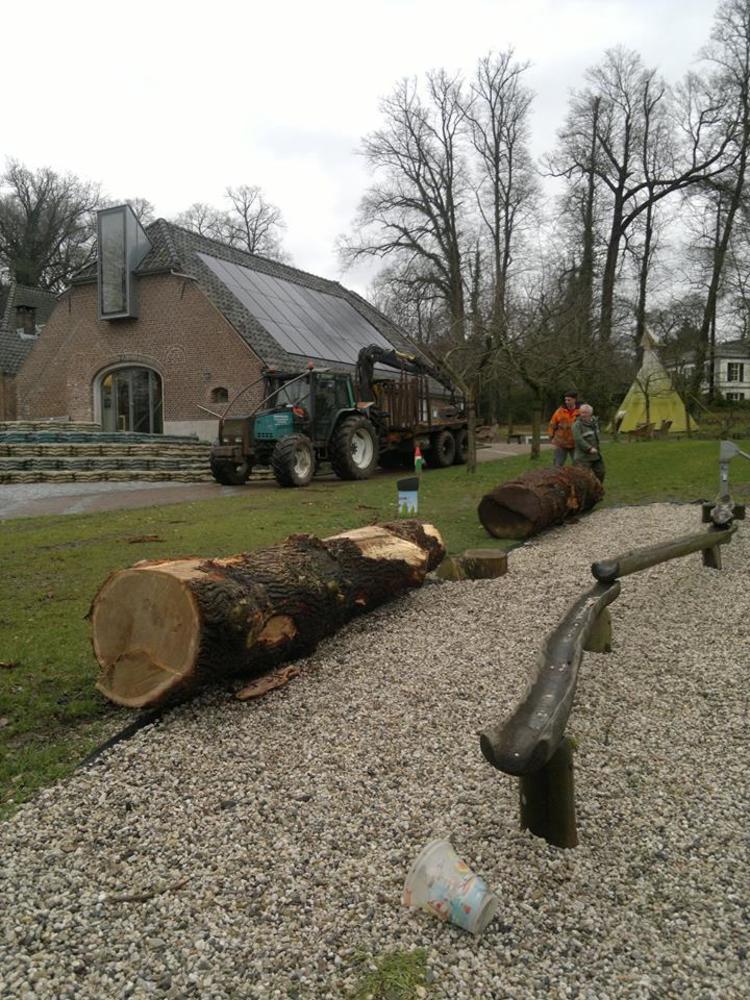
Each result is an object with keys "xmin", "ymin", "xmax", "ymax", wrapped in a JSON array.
[
  {"xmin": 71, "ymin": 219, "xmax": 425, "ymax": 374},
  {"xmin": 0, "ymin": 280, "xmax": 58, "ymax": 375},
  {"xmin": 714, "ymin": 339, "xmax": 750, "ymax": 359}
]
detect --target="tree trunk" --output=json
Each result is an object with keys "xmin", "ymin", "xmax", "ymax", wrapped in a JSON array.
[
  {"xmin": 530, "ymin": 394, "xmax": 542, "ymax": 459},
  {"xmin": 478, "ymin": 466, "xmax": 604, "ymax": 539},
  {"xmin": 635, "ymin": 199, "xmax": 655, "ymax": 365},
  {"xmin": 92, "ymin": 521, "xmax": 445, "ymax": 708}
]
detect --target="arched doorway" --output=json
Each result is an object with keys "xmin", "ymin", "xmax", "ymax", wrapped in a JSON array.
[{"xmin": 99, "ymin": 366, "xmax": 163, "ymax": 434}]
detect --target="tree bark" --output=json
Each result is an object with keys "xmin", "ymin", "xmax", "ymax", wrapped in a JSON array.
[
  {"xmin": 478, "ymin": 466, "xmax": 604, "ymax": 539},
  {"xmin": 92, "ymin": 521, "xmax": 445, "ymax": 708}
]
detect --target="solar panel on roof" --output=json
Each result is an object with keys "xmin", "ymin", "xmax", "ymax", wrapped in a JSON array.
[{"xmin": 197, "ymin": 253, "xmax": 393, "ymax": 365}]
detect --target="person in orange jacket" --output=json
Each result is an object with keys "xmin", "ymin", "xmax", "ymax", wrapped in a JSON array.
[{"xmin": 547, "ymin": 390, "xmax": 580, "ymax": 466}]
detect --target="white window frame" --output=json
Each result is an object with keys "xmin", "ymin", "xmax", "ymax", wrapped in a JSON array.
[{"xmin": 726, "ymin": 362, "xmax": 745, "ymax": 383}]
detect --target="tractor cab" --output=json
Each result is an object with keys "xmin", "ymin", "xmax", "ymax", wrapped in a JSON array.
[
  {"xmin": 254, "ymin": 370, "xmax": 355, "ymax": 448},
  {"xmin": 210, "ymin": 368, "xmax": 374, "ymax": 487}
]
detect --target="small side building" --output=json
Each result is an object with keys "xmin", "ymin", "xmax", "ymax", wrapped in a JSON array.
[
  {"xmin": 15, "ymin": 206, "xmax": 422, "ymax": 439},
  {"xmin": 0, "ymin": 281, "xmax": 58, "ymax": 419}
]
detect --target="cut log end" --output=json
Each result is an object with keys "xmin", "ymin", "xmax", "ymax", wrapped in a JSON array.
[
  {"xmin": 91, "ymin": 520, "xmax": 445, "ymax": 709},
  {"xmin": 479, "ymin": 467, "xmax": 603, "ymax": 540},
  {"xmin": 92, "ymin": 568, "xmax": 201, "ymax": 707}
]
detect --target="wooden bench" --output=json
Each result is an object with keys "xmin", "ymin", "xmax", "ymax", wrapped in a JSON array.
[
  {"xmin": 651, "ymin": 419, "xmax": 673, "ymax": 439},
  {"xmin": 626, "ymin": 422, "xmax": 655, "ymax": 441}
]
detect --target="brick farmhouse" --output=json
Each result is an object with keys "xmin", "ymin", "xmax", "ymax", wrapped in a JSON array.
[{"xmin": 11, "ymin": 208, "xmax": 420, "ymax": 440}]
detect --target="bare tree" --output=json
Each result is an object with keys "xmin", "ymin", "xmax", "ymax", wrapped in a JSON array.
[
  {"xmin": 175, "ymin": 187, "xmax": 289, "ymax": 261},
  {"xmin": 369, "ymin": 259, "xmax": 448, "ymax": 344},
  {"xmin": 465, "ymin": 50, "xmax": 538, "ymax": 340},
  {"xmin": 552, "ymin": 47, "xmax": 736, "ymax": 343},
  {"xmin": 688, "ymin": 0, "xmax": 750, "ymax": 400},
  {"xmin": 174, "ymin": 201, "xmax": 231, "ymax": 241},
  {"xmin": 343, "ymin": 71, "xmax": 471, "ymax": 344},
  {"xmin": 0, "ymin": 160, "xmax": 102, "ymax": 290},
  {"xmin": 124, "ymin": 197, "xmax": 156, "ymax": 225},
  {"xmin": 224, "ymin": 185, "xmax": 288, "ymax": 259}
]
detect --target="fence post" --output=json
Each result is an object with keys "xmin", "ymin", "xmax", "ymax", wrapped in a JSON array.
[
  {"xmin": 702, "ymin": 542, "xmax": 723, "ymax": 570},
  {"xmin": 583, "ymin": 607, "xmax": 612, "ymax": 652},
  {"xmin": 519, "ymin": 736, "xmax": 578, "ymax": 849}
]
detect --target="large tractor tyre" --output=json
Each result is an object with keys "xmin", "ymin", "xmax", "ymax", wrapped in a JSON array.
[
  {"xmin": 210, "ymin": 458, "xmax": 252, "ymax": 485},
  {"xmin": 330, "ymin": 416, "xmax": 380, "ymax": 480},
  {"xmin": 452, "ymin": 428, "xmax": 469, "ymax": 465},
  {"xmin": 428, "ymin": 429, "xmax": 456, "ymax": 469},
  {"xmin": 271, "ymin": 434, "xmax": 315, "ymax": 488}
]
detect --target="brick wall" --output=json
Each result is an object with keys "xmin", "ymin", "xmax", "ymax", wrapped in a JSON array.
[
  {"xmin": 15, "ymin": 274, "xmax": 266, "ymax": 438},
  {"xmin": 0, "ymin": 374, "xmax": 17, "ymax": 420}
]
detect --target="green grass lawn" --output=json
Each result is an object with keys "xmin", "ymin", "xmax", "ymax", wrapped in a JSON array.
[{"xmin": 1, "ymin": 437, "xmax": 748, "ymax": 816}]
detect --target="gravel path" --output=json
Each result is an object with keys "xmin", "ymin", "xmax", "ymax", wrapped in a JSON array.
[{"xmin": 1, "ymin": 504, "xmax": 747, "ymax": 1000}]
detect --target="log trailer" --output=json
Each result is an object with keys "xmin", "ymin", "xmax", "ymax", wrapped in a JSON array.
[{"xmin": 209, "ymin": 344, "xmax": 468, "ymax": 487}]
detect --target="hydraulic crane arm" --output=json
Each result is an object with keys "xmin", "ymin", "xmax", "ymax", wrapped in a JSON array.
[{"xmin": 356, "ymin": 343, "xmax": 456, "ymax": 402}]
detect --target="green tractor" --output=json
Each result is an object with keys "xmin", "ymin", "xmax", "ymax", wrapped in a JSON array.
[{"xmin": 210, "ymin": 367, "xmax": 380, "ymax": 488}]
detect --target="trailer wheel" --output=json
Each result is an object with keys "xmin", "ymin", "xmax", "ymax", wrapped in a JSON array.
[
  {"xmin": 210, "ymin": 458, "xmax": 252, "ymax": 485},
  {"xmin": 330, "ymin": 416, "xmax": 379, "ymax": 480},
  {"xmin": 428, "ymin": 429, "xmax": 456, "ymax": 468},
  {"xmin": 271, "ymin": 434, "xmax": 315, "ymax": 487},
  {"xmin": 452, "ymin": 429, "xmax": 468, "ymax": 465}
]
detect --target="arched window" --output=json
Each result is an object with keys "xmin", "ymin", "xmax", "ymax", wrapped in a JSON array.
[
  {"xmin": 100, "ymin": 366, "xmax": 163, "ymax": 434},
  {"xmin": 211, "ymin": 386, "xmax": 229, "ymax": 404}
]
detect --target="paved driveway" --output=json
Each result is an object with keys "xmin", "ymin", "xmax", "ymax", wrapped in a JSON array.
[{"xmin": 0, "ymin": 441, "xmax": 550, "ymax": 521}]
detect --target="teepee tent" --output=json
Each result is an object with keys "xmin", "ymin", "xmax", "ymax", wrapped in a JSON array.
[{"xmin": 613, "ymin": 331, "xmax": 697, "ymax": 434}]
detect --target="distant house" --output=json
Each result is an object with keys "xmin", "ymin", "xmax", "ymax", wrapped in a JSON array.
[
  {"xmin": 710, "ymin": 340, "xmax": 750, "ymax": 400},
  {"xmin": 15, "ymin": 206, "xmax": 424, "ymax": 439},
  {"xmin": 0, "ymin": 280, "xmax": 58, "ymax": 419},
  {"xmin": 667, "ymin": 338, "xmax": 750, "ymax": 402}
]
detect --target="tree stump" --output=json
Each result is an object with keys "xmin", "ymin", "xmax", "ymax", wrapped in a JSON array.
[
  {"xmin": 462, "ymin": 548, "xmax": 508, "ymax": 579},
  {"xmin": 436, "ymin": 549, "xmax": 508, "ymax": 581},
  {"xmin": 92, "ymin": 520, "xmax": 445, "ymax": 708},
  {"xmin": 478, "ymin": 466, "xmax": 604, "ymax": 539}
]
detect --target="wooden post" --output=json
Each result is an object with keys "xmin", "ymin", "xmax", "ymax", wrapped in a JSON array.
[
  {"xmin": 519, "ymin": 736, "xmax": 578, "ymax": 849},
  {"xmin": 583, "ymin": 607, "xmax": 612, "ymax": 652},
  {"xmin": 702, "ymin": 544, "xmax": 722, "ymax": 570}
]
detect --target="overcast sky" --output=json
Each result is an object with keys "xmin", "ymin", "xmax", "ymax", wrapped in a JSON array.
[{"xmin": 4, "ymin": 0, "xmax": 719, "ymax": 293}]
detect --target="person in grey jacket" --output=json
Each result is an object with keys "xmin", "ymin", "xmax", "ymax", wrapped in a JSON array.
[{"xmin": 572, "ymin": 403, "xmax": 605, "ymax": 483}]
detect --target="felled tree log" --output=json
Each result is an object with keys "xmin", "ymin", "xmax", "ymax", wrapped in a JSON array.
[
  {"xmin": 478, "ymin": 466, "xmax": 604, "ymax": 540},
  {"xmin": 92, "ymin": 520, "xmax": 444, "ymax": 708}
]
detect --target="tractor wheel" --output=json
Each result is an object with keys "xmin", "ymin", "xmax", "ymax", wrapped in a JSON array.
[
  {"xmin": 330, "ymin": 416, "xmax": 379, "ymax": 480},
  {"xmin": 210, "ymin": 458, "xmax": 251, "ymax": 485},
  {"xmin": 428, "ymin": 429, "xmax": 456, "ymax": 468},
  {"xmin": 271, "ymin": 434, "xmax": 315, "ymax": 488},
  {"xmin": 452, "ymin": 428, "xmax": 469, "ymax": 465}
]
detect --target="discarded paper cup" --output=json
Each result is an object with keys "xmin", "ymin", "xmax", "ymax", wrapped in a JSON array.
[{"xmin": 402, "ymin": 839, "xmax": 498, "ymax": 935}]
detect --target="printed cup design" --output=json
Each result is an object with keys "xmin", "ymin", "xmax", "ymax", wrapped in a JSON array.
[{"xmin": 402, "ymin": 839, "xmax": 498, "ymax": 935}]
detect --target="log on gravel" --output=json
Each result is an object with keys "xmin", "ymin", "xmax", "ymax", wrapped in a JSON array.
[
  {"xmin": 478, "ymin": 466, "xmax": 603, "ymax": 540},
  {"xmin": 91, "ymin": 520, "xmax": 445, "ymax": 708}
]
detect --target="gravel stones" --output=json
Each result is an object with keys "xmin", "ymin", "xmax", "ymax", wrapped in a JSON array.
[{"xmin": 1, "ymin": 504, "xmax": 747, "ymax": 999}]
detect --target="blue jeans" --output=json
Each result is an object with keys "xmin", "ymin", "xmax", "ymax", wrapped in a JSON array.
[{"xmin": 553, "ymin": 447, "xmax": 573, "ymax": 467}]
